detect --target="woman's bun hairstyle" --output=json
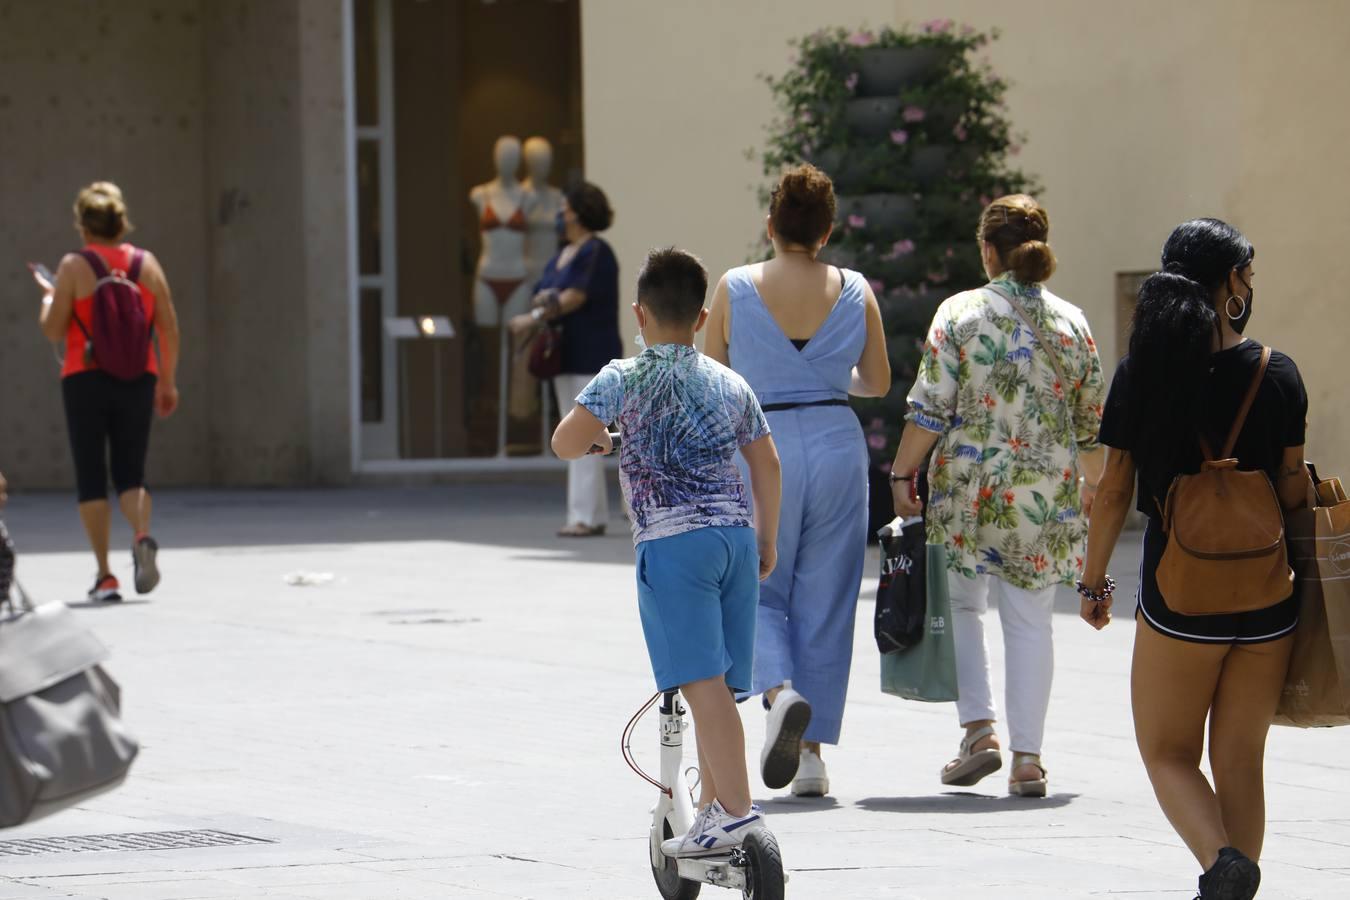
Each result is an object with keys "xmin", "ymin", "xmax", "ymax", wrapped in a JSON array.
[
  {"xmin": 74, "ymin": 181, "xmax": 132, "ymax": 240},
  {"xmin": 978, "ymin": 194, "xmax": 1054, "ymax": 284},
  {"xmin": 769, "ymin": 164, "xmax": 835, "ymax": 247}
]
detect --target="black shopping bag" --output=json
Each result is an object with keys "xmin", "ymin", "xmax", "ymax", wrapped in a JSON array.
[{"xmin": 874, "ymin": 516, "xmax": 927, "ymax": 654}]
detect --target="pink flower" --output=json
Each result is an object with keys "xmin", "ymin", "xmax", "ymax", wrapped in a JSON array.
[
  {"xmin": 978, "ymin": 194, "xmax": 991, "ymax": 206},
  {"xmin": 953, "ymin": 123, "xmax": 968, "ymax": 141},
  {"xmin": 922, "ymin": 18, "xmax": 954, "ymax": 34},
  {"xmin": 902, "ymin": 106, "xmax": 926, "ymax": 123},
  {"xmin": 845, "ymin": 72, "xmax": 859, "ymax": 92},
  {"xmin": 1009, "ymin": 142, "xmax": 1023, "ymax": 156},
  {"xmin": 800, "ymin": 109, "xmax": 814, "ymax": 124},
  {"xmin": 787, "ymin": 52, "xmax": 799, "ymax": 67},
  {"xmin": 883, "ymin": 239, "xmax": 916, "ymax": 260},
  {"xmin": 847, "ymin": 214, "xmax": 866, "ymax": 229},
  {"xmin": 945, "ymin": 247, "xmax": 955, "ymax": 258},
  {"xmin": 960, "ymin": 24, "xmax": 976, "ymax": 37},
  {"xmin": 801, "ymin": 142, "xmax": 816, "ymax": 157},
  {"xmin": 868, "ymin": 278, "xmax": 886, "ymax": 294},
  {"xmin": 889, "ymin": 128, "xmax": 909, "ymax": 145},
  {"xmin": 867, "ymin": 433, "xmax": 887, "ymax": 450},
  {"xmin": 847, "ymin": 29, "xmax": 875, "ymax": 47},
  {"xmin": 928, "ymin": 271, "xmax": 949, "ymax": 284}
]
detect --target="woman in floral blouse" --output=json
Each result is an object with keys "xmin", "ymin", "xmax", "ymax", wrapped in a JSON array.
[{"xmin": 892, "ymin": 195, "xmax": 1105, "ymax": 797}]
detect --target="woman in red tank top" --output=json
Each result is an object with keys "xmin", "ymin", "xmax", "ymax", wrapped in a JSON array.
[{"xmin": 35, "ymin": 182, "xmax": 182, "ymax": 603}]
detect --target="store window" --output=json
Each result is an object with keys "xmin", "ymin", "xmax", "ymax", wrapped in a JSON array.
[{"xmin": 350, "ymin": 0, "xmax": 583, "ymax": 464}]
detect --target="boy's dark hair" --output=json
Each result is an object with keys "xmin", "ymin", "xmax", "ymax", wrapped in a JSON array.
[{"xmin": 636, "ymin": 247, "xmax": 708, "ymax": 326}]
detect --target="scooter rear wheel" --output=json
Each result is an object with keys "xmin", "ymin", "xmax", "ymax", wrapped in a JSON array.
[
  {"xmin": 651, "ymin": 819, "xmax": 701, "ymax": 899},
  {"xmin": 740, "ymin": 830, "xmax": 784, "ymax": 900}
]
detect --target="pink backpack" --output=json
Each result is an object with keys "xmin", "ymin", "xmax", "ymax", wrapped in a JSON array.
[{"xmin": 74, "ymin": 248, "xmax": 152, "ymax": 380}]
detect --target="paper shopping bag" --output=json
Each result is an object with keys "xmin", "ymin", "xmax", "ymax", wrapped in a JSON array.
[
  {"xmin": 1275, "ymin": 476, "xmax": 1350, "ymax": 727},
  {"xmin": 880, "ymin": 543, "xmax": 958, "ymax": 703}
]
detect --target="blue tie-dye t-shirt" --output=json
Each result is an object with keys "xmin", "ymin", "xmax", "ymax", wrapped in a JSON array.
[{"xmin": 576, "ymin": 343, "xmax": 771, "ymax": 545}]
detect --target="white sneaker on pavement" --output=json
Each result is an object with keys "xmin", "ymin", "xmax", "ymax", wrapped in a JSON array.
[
  {"xmin": 761, "ymin": 687, "xmax": 812, "ymax": 789},
  {"xmin": 792, "ymin": 747, "xmax": 829, "ymax": 797},
  {"xmin": 660, "ymin": 801, "xmax": 765, "ymax": 858}
]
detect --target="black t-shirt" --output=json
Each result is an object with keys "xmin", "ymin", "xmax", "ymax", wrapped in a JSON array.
[{"xmin": 1099, "ymin": 341, "xmax": 1308, "ymax": 518}]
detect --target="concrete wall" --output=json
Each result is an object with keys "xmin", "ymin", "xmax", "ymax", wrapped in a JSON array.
[
  {"xmin": 0, "ymin": 1, "xmax": 212, "ymax": 489},
  {"xmin": 0, "ymin": 0, "xmax": 351, "ymax": 490},
  {"xmin": 581, "ymin": 0, "xmax": 1350, "ymax": 476}
]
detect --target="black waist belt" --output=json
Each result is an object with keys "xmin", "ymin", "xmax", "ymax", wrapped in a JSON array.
[{"xmin": 761, "ymin": 398, "xmax": 850, "ymax": 412}]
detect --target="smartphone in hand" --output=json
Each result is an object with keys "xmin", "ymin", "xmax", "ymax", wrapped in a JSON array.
[{"xmin": 28, "ymin": 262, "xmax": 55, "ymax": 290}]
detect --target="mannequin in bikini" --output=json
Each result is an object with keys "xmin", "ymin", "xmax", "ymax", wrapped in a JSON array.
[
  {"xmin": 522, "ymin": 136, "xmax": 564, "ymax": 291},
  {"xmin": 470, "ymin": 136, "xmax": 537, "ymax": 448},
  {"xmin": 470, "ymin": 136, "xmax": 531, "ymax": 323}
]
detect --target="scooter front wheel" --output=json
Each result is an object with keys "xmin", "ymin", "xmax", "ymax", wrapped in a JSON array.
[
  {"xmin": 650, "ymin": 819, "xmax": 701, "ymax": 899},
  {"xmin": 739, "ymin": 830, "xmax": 784, "ymax": 900}
]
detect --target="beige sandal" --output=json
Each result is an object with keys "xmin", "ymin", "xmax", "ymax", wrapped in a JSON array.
[
  {"xmin": 1008, "ymin": 752, "xmax": 1047, "ymax": 798},
  {"xmin": 940, "ymin": 725, "xmax": 1003, "ymax": 787}
]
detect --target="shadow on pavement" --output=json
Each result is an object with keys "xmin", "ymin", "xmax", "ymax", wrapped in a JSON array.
[
  {"xmin": 756, "ymin": 796, "xmax": 842, "ymax": 815},
  {"xmin": 3, "ymin": 481, "xmax": 639, "ymax": 566},
  {"xmin": 856, "ymin": 792, "xmax": 1078, "ymax": 813}
]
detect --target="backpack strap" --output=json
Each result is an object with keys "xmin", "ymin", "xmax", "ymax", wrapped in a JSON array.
[
  {"xmin": 1200, "ymin": 345, "xmax": 1271, "ymax": 461},
  {"xmin": 126, "ymin": 248, "xmax": 145, "ymax": 283},
  {"xmin": 78, "ymin": 248, "xmax": 110, "ymax": 280}
]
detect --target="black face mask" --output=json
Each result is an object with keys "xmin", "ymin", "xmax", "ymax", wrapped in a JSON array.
[{"xmin": 1231, "ymin": 276, "xmax": 1254, "ymax": 335}]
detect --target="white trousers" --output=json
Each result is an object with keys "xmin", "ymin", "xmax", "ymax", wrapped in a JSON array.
[
  {"xmin": 555, "ymin": 373, "xmax": 609, "ymax": 527},
  {"xmin": 949, "ymin": 572, "xmax": 1057, "ymax": 755}
]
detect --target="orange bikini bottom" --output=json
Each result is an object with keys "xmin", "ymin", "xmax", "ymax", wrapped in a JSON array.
[{"xmin": 482, "ymin": 277, "xmax": 526, "ymax": 306}]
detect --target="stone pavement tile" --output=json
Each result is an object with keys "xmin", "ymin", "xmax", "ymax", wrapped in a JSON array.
[
  {"xmin": 214, "ymin": 862, "xmax": 401, "ymax": 889},
  {"xmin": 0, "ymin": 882, "xmax": 74, "ymax": 900},
  {"xmin": 50, "ymin": 878, "xmax": 245, "ymax": 900}
]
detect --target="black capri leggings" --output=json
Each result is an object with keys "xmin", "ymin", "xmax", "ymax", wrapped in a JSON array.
[{"xmin": 62, "ymin": 371, "xmax": 157, "ymax": 503}]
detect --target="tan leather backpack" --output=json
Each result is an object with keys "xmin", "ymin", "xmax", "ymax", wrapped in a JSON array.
[{"xmin": 1156, "ymin": 346, "xmax": 1295, "ymax": 615}]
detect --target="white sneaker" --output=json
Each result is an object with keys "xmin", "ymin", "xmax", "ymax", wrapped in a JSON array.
[
  {"xmin": 792, "ymin": 747, "xmax": 829, "ymax": 797},
  {"xmin": 660, "ymin": 801, "xmax": 765, "ymax": 858},
  {"xmin": 761, "ymin": 687, "xmax": 812, "ymax": 789}
]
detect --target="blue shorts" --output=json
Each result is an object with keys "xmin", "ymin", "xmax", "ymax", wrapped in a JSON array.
[{"xmin": 636, "ymin": 526, "xmax": 759, "ymax": 693}]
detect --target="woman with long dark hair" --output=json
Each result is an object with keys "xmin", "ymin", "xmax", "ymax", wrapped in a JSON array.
[{"xmin": 1080, "ymin": 219, "xmax": 1310, "ymax": 900}]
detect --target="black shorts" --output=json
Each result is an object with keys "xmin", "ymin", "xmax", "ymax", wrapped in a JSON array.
[
  {"xmin": 61, "ymin": 371, "xmax": 157, "ymax": 503},
  {"xmin": 1135, "ymin": 519, "xmax": 1299, "ymax": 645}
]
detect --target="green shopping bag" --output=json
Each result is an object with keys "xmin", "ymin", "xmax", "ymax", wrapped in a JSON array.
[{"xmin": 880, "ymin": 543, "xmax": 959, "ymax": 702}]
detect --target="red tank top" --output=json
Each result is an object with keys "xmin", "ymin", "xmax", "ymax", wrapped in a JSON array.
[{"xmin": 63, "ymin": 244, "xmax": 158, "ymax": 379}]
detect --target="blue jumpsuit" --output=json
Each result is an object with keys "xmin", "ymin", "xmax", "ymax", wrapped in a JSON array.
[{"xmin": 727, "ymin": 266, "xmax": 869, "ymax": 744}]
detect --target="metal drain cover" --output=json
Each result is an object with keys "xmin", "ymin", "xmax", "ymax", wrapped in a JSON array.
[{"xmin": 0, "ymin": 829, "xmax": 274, "ymax": 857}]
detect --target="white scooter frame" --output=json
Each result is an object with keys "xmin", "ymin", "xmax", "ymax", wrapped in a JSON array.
[{"xmin": 645, "ymin": 690, "xmax": 785, "ymax": 899}]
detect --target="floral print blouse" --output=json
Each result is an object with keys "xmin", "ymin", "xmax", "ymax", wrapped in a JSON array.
[{"xmin": 907, "ymin": 275, "xmax": 1106, "ymax": 590}]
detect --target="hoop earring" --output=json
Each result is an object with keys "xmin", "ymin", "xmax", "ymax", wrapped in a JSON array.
[{"xmin": 1225, "ymin": 295, "xmax": 1246, "ymax": 321}]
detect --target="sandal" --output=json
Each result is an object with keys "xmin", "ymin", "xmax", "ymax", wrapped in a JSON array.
[
  {"xmin": 1008, "ymin": 752, "xmax": 1048, "ymax": 798},
  {"xmin": 557, "ymin": 523, "xmax": 606, "ymax": 537},
  {"xmin": 940, "ymin": 725, "xmax": 1003, "ymax": 787}
]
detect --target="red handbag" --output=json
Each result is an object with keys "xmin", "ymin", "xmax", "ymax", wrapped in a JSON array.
[{"xmin": 527, "ymin": 324, "xmax": 563, "ymax": 380}]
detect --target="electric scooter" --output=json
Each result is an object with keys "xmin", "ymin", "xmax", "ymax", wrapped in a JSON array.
[{"xmin": 624, "ymin": 691, "xmax": 786, "ymax": 899}]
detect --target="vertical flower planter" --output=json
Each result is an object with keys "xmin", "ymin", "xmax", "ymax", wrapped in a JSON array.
[{"xmin": 761, "ymin": 22, "xmax": 1038, "ymax": 535}]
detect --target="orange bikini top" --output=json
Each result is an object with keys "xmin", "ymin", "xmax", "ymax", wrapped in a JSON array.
[{"xmin": 481, "ymin": 198, "xmax": 527, "ymax": 233}]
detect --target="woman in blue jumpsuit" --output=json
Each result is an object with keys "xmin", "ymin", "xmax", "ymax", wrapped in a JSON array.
[{"xmin": 705, "ymin": 164, "xmax": 890, "ymax": 796}]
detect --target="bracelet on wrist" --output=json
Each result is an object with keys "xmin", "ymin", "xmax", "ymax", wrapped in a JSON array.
[
  {"xmin": 1075, "ymin": 575, "xmax": 1116, "ymax": 603},
  {"xmin": 531, "ymin": 306, "xmax": 546, "ymax": 322},
  {"xmin": 888, "ymin": 472, "xmax": 916, "ymax": 484}
]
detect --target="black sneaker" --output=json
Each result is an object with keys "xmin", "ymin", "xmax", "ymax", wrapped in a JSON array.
[
  {"xmin": 89, "ymin": 574, "xmax": 122, "ymax": 603},
  {"xmin": 133, "ymin": 535, "xmax": 160, "ymax": 594},
  {"xmin": 1198, "ymin": 847, "xmax": 1261, "ymax": 900}
]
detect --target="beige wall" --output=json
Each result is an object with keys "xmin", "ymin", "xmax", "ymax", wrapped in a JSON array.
[{"xmin": 582, "ymin": 0, "xmax": 1350, "ymax": 475}]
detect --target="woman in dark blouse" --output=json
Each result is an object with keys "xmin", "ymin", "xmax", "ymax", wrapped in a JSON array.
[
  {"xmin": 1079, "ymin": 219, "xmax": 1310, "ymax": 900},
  {"xmin": 510, "ymin": 182, "xmax": 622, "ymax": 536}
]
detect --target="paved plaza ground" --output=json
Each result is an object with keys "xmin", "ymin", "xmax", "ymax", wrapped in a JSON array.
[{"xmin": 0, "ymin": 482, "xmax": 1347, "ymax": 899}]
